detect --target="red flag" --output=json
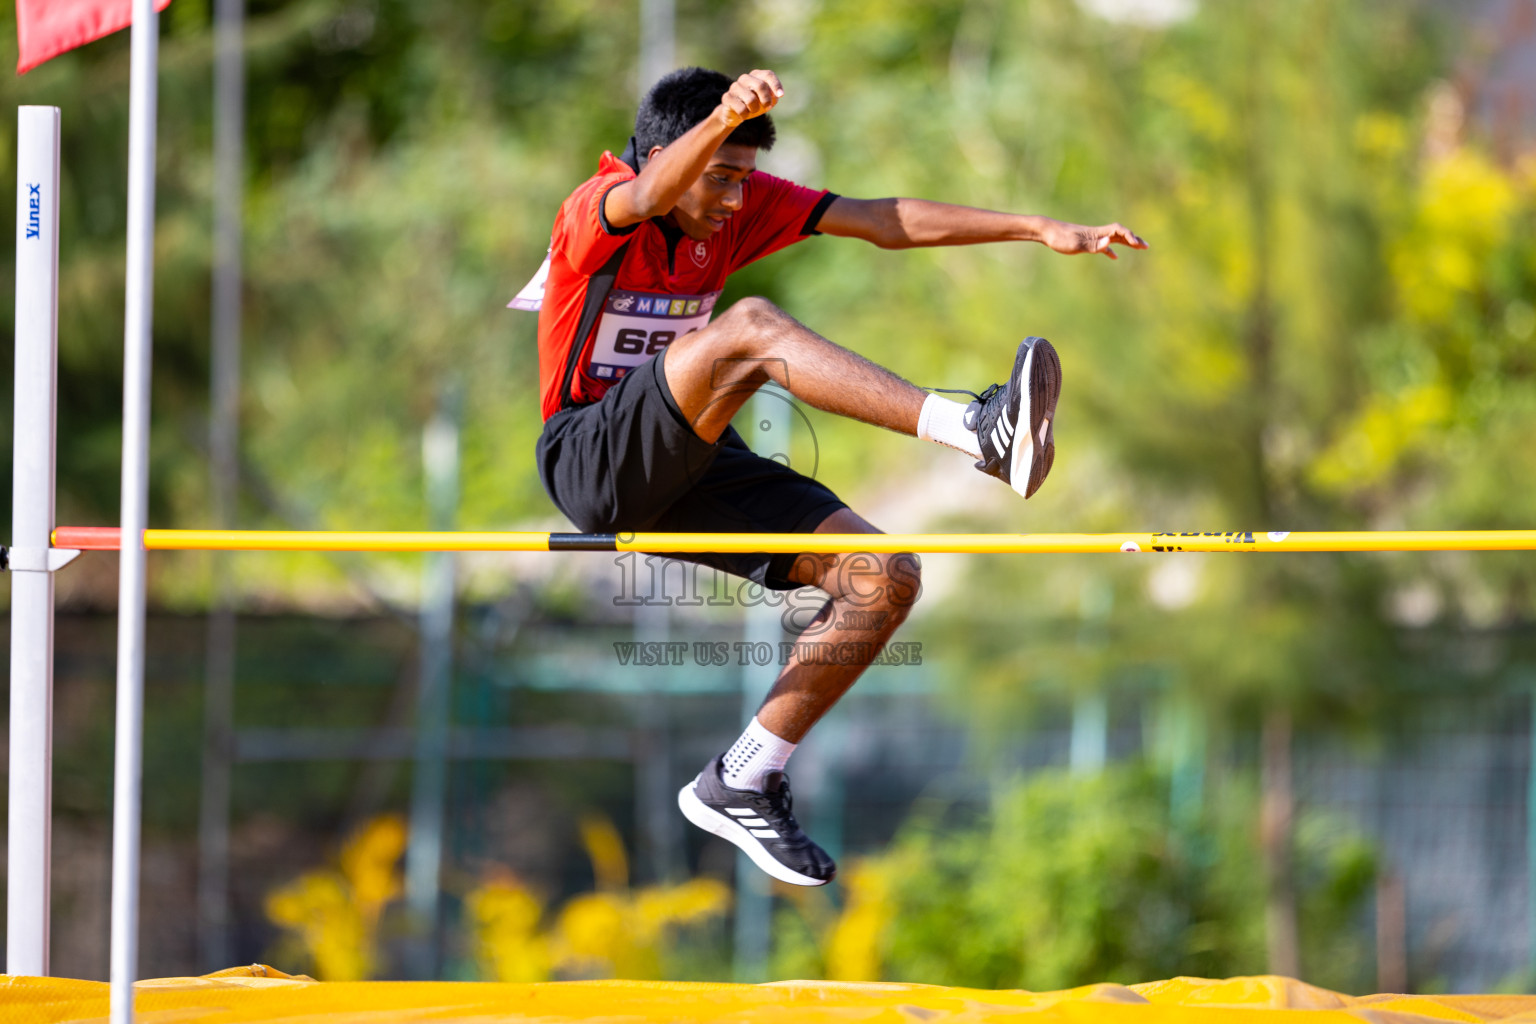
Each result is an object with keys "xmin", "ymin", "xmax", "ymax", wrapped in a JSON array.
[{"xmin": 15, "ymin": 0, "xmax": 173, "ymax": 74}]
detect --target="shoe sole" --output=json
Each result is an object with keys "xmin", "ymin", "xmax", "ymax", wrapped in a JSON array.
[
  {"xmin": 1012, "ymin": 337, "xmax": 1060, "ymax": 499},
  {"xmin": 677, "ymin": 779, "xmax": 833, "ymax": 887}
]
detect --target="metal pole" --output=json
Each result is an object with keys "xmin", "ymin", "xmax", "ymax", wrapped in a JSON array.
[
  {"xmin": 110, "ymin": 0, "xmax": 160, "ymax": 1018},
  {"xmin": 405, "ymin": 385, "xmax": 460, "ymax": 978},
  {"xmin": 8, "ymin": 104, "xmax": 62, "ymax": 978},
  {"xmin": 1261, "ymin": 708, "xmax": 1299, "ymax": 978},
  {"xmin": 1069, "ymin": 579, "xmax": 1111, "ymax": 775},
  {"xmin": 733, "ymin": 606, "xmax": 775, "ymax": 983},
  {"xmin": 1528, "ymin": 689, "xmax": 1536, "ymax": 980},
  {"xmin": 635, "ymin": 595, "xmax": 677, "ymax": 883},
  {"xmin": 801, "ymin": 711, "xmax": 846, "ymax": 866},
  {"xmin": 1069, "ymin": 693, "xmax": 1108, "ymax": 774},
  {"xmin": 732, "ymin": 385, "xmax": 789, "ymax": 983},
  {"xmin": 1162, "ymin": 691, "xmax": 1205, "ymax": 833},
  {"xmin": 637, "ymin": 0, "xmax": 675, "ymax": 96},
  {"xmin": 198, "ymin": 0, "xmax": 245, "ymax": 972}
]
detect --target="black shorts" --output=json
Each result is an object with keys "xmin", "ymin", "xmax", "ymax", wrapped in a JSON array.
[{"xmin": 536, "ymin": 349, "xmax": 848, "ymax": 590}]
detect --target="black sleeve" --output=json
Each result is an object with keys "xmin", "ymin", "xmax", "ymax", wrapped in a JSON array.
[
  {"xmin": 597, "ymin": 182, "xmax": 642, "ymax": 237},
  {"xmin": 800, "ymin": 191, "xmax": 840, "ymax": 236}
]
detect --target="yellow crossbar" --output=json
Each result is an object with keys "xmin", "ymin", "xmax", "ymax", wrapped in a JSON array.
[{"xmin": 45, "ymin": 526, "xmax": 1536, "ymax": 554}]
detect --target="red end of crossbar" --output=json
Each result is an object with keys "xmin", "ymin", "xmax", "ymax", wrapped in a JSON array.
[{"xmin": 53, "ymin": 526, "xmax": 123, "ymax": 550}]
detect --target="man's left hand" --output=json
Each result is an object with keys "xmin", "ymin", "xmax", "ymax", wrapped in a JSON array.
[{"xmin": 1039, "ymin": 220, "xmax": 1149, "ymax": 259}]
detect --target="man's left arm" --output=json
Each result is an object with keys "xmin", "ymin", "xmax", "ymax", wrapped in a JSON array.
[{"xmin": 816, "ymin": 196, "xmax": 1148, "ymax": 259}]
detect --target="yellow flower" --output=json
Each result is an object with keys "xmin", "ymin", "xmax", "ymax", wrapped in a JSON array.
[
  {"xmin": 578, "ymin": 815, "xmax": 629, "ymax": 893},
  {"xmin": 826, "ymin": 858, "xmax": 898, "ymax": 982},
  {"xmin": 633, "ymin": 878, "xmax": 731, "ymax": 944},
  {"xmin": 464, "ymin": 874, "xmax": 552, "ymax": 983},
  {"xmin": 265, "ymin": 871, "xmax": 371, "ymax": 980},
  {"xmin": 340, "ymin": 814, "xmax": 407, "ymax": 922},
  {"xmin": 553, "ymin": 892, "xmax": 629, "ymax": 973},
  {"xmin": 1311, "ymin": 383, "xmax": 1451, "ymax": 492},
  {"xmin": 1390, "ymin": 149, "xmax": 1519, "ymax": 322},
  {"xmin": 263, "ymin": 814, "xmax": 407, "ymax": 981}
]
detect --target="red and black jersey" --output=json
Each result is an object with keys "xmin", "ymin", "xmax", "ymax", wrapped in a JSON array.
[{"xmin": 519, "ymin": 143, "xmax": 835, "ymax": 421}]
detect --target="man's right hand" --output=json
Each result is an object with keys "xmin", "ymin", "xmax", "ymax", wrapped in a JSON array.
[{"xmin": 720, "ymin": 70, "xmax": 784, "ymax": 128}]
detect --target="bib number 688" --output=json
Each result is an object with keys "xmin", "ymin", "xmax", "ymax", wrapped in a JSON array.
[{"xmin": 614, "ymin": 328, "xmax": 678, "ymax": 355}]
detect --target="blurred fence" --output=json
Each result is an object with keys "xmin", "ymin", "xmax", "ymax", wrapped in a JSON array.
[{"xmin": 1295, "ymin": 692, "xmax": 1534, "ymax": 991}]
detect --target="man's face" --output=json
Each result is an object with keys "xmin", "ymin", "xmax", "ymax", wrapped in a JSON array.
[{"xmin": 651, "ymin": 143, "xmax": 758, "ymax": 241}]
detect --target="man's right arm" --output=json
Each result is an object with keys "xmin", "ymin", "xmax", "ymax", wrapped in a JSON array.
[{"xmin": 602, "ymin": 70, "xmax": 784, "ymax": 228}]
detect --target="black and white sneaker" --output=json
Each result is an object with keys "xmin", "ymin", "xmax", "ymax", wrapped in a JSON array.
[
  {"xmin": 677, "ymin": 755, "xmax": 836, "ymax": 887},
  {"xmin": 964, "ymin": 336, "xmax": 1061, "ymax": 499}
]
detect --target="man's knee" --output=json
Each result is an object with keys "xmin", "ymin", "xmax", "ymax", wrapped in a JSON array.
[
  {"xmin": 673, "ymin": 296, "xmax": 786, "ymax": 372},
  {"xmin": 837, "ymin": 551, "xmax": 922, "ymax": 625},
  {"xmin": 881, "ymin": 552, "xmax": 923, "ymax": 624},
  {"xmin": 721, "ymin": 295, "xmax": 787, "ymax": 332}
]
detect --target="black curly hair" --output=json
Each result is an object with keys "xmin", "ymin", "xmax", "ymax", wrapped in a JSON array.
[{"xmin": 634, "ymin": 67, "xmax": 776, "ymax": 162}]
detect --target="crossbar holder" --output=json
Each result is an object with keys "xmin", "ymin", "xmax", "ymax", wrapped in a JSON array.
[{"xmin": 3, "ymin": 545, "xmax": 81, "ymax": 573}]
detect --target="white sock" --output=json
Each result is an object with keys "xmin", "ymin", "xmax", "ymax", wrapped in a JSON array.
[
  {"xmin": 917, "ymin": 393, "xmax": 983, "ymax": 460},
  {"xmin": 720, "ymin": 717, "xmax": 797, "ymax": 792}
]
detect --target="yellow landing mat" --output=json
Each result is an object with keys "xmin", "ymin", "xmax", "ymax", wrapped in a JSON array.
[{"xmin": 4, "ymin": 966, "xmax": 1536, "ymax": 1023}]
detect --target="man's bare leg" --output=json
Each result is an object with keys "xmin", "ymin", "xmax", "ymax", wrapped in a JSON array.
[
  {"xmin": 664, "ymin": 296, "xmax": 926, "ymax": 443},
  {"xmin": 755, "ymin": 507, "xmax": 919, "ymax": 741},
  {"xmin": 664, "ymin": 296, "xmax": 1058, "ymax": 496}
]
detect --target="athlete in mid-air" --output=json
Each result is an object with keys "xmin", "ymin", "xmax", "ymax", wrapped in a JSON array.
[{"xmin": 516, "ymin": 67, "xmax": 1146, "ymax": 886}]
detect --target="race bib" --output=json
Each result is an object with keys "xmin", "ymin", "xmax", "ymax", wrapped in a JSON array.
[{"xmin": 586, "ymin": 289, "xmax": 720, "ymax": 380}]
